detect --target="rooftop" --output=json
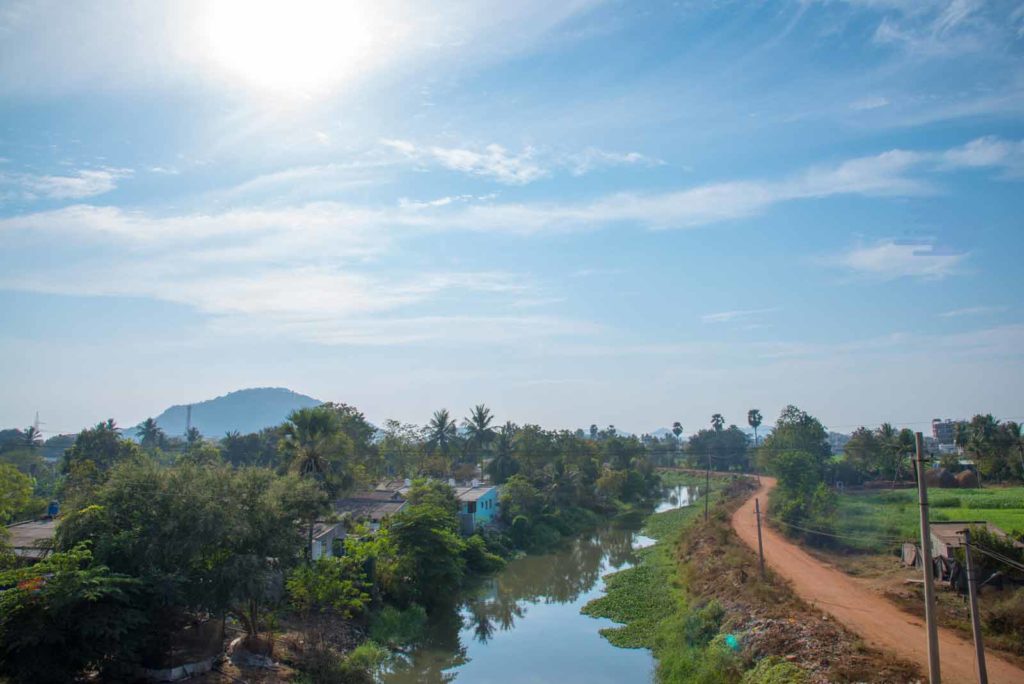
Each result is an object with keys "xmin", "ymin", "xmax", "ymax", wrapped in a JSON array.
[{"xmin": 454, "ymin": 485, "xmax": 498, "ymax": 502}]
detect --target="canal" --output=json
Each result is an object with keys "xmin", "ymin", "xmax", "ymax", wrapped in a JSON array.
[{"xmin": 383, "ymin": 484, "xmax": 697, "ymax": 683}]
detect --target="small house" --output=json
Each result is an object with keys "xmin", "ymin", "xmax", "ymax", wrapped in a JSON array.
[
  {"xmin": 453, "ymin": 482, "xmax": 500, "ymax": 535},
  {"xmin": 311, "ymin": 522, "xmax": 346, "ymax": 561},
  {"xmin": 334, "ymin": 490, "xmax": 406, "ymax": 531},
  {"xmin": 929, "ymin": 521, "xmax": 1024, "ymax": 560}
]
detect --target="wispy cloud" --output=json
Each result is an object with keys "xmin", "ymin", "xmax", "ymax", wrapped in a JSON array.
[
  {"xmin": 0, "ymin": 167, "xmax": 132, "ymax": 200},
  {"xmin": 701, "ymin": 308, "xmax": 778, "ymax": 324},
  {"xmin": 831, "ymin": 239, "xmax": 967, "ymax": 280},
  {"xmin": 382, "ymin": 139, "xmax": 547, "ymax": 185},
  {"xmin": 938, "ymin": 305, "xmax": 1006, "ymax": 318},
  {"xmin": 564, "ymin": 147, "xmax": 663, "ymax": 175},
  {"xmin": 849, "ymin": 95, "xmax": 890, "ymax": 111}
]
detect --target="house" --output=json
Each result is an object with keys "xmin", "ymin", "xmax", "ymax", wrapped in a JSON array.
[
  {"xmin": 311, "ymin": 521, "xmax": 346, "ymax": 561},
  {"xmin": 453, "ymin": 482, "xmax": 500, "ymax": 535},
  {"xmin": 334, "ymin": 490, "xmax": 406, "ymax": 531},
  {"xmin": 929, "ymin": 521, "xmax": 1024, "ymax": 560},
  {"xmin": 5, "ymin": 518, "xmax": 57, "ymax": 562}
]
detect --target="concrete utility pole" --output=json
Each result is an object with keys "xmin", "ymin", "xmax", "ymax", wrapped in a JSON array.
[
  {"xmin": 961, "ymin": 528, "xmax": 988, "ymax": 684},
  {"xmin": 704, "ymin": 450, "xmax": 711, "ymax": 522},
  {"xmin": 755, "ymin": 497, "xmax": 765, "ymax": 578},
  {"xmin": 914, "ymin": 431, "xmax": 941, "ymax": 684}
]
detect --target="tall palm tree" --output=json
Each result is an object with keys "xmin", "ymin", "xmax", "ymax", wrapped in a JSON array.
[
  {"xmin": 427, "ymin": 409, "xmax": 458, "ymax": 458},
  {"xmin": 711, "ymin": 414, "xmax": 725, "ymax": 432},
  {"xmin": 464, "ymin": 404, "xmax": 496, "ymax": 464},
  {"xmin": 487, "ymin": 422, "xmax": 519, "ymax": 484},
  {"xmin": 747, "ymin": 410, "xmax": 762, "ymax": 447},
  {"xmin": 953, "ymin": 421, "xmax": 971, "ymax": 455},
  {"xmin": 672, "ymin": 422, "xmax": 683, "ymax": 439},
  {"xmin": 280, "ymin": 407, "xmax": 343, "ymax": 481},
  {"xmin": 136, "ymin": 418, "xmax": 163, "ymax": 449}
]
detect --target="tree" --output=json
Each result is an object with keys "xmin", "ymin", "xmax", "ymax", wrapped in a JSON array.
[
  {"xmin": 747, "ymin": 410, "xmax": 762, "ymax": 447},
  {"xmin": 672, "ymin": 422, "xmax": 683, "ymax": 439},
  {"xmin": 758, "ymin": 405, "xmax": 830, "ymax": 473},
  {"xmin": 711, "ymin": 414, "xmax": 725, "ymax": 432},
  {"xmin": 486, "ymin": 422, "xmax": 518, "ymax": 484},
  {"xmin": 842, "ymin": 427, "xmax": 882, "ymax": 480},
  {"xmin": 463, "ymin": 404, "xmax": 496, "ymax": 465},
  {"xmin": 280, "ymin": 407, "xmax": 352, "ymax": 489},
  {"xmin": 23, "ymin": 426, "xmax": 42, "ymax": 450},
  {"xmin": 388, "ymin": 504, "xmax": 466, "ymax": 610},
  {"xmin": 0, "ymin": 464, "xmax": 38, "ymax": 523},
  {"xmin": 62, "ymin": 420, "xmax": 142, "ymax": 475},
  {"xmin": 0, "ymin": 545, "xmax": 145, "ymax": 684},
  {"xmin": 426, "ymin": 409, "xmax": 458, "ymax": 461},
  {"xmin": 136, "ymin": 418, "xmax": 164, "ymax": 450}
]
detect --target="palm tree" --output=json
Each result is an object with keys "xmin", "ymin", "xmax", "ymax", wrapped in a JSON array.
[
  {"xmin": 953, "ymin": 421, "xmax": 970, "ymax": 455},
  {"xmin": 186, "ymin": 426, "xmax": 202, "ymax": 447},
  {"xmin": 711, "ymin": 414, "xmax": 725, "ymax": 432},
  {"xmin": 672, "ymin": 422, "xmax": 683, "ymax": 439},
  {"xmin": 136, "ymin": 418, "xmax": 164, "ymax": 449},
  {"xmin": 427, "ymin": 409, "xmax": 458, "ymax": 459},
  {"xmin": 487, "ymin": 422, "xmax": 519, "ymax": 484},
  {"xmin": 747, "ymin": 410, "xmax": 762, "ymax": 447},
  {"xmin": 23, "ymin": 426, "xmax": 42, "ymax": 450},
  {"xmin": 464, "ymin": 404, "xmax": 496, "ymax": 464},
  {"xmin": 280, "ymin": 407, "xmax": 343, "ymax": 481}
]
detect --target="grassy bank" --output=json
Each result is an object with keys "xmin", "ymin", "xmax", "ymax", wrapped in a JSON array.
[
  {"xmin": 834, "ymin": 486, "xmax": 1024, "ymax": 553},
  {"xmin": 584, "ymin": 475, "xmax": 920, "ymax": 683}
]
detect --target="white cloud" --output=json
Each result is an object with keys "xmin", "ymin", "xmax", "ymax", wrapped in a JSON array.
[
  {"xmin": 701, "ymin": 309, "xmax": 778, "ymax": 324},
  {"xmin": 1, "ymin": 167, "xmax": 132, "ymax": 200},
  {"xmin": 850, "ymin": 96, "xmax": 890, "ymax": 111},
  {"xmin": 564, "ymin": 148, "xmax": 664, "ymax": 175},
  {"xmin": 383, "ymin": 139, "xmax": 548, "ymax": 185},
  {"xmin": 941, "ymin": 136, "xmax": 1024, "ymax": 177},
  {"xmin": 832, "ymin": 240, "xmax": 966, "ymax": 279},
  {"xmin": 938, "ymin": 305, "xmax": 1005, "ymax": 318}
]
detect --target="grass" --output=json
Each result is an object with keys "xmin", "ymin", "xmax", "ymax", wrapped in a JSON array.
[{"xmin": 834, "ymin": 485, "xmax": 1024, "ymax": 553}]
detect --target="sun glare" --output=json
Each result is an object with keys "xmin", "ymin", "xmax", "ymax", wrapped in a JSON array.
[{"xmin": 202, "ymin": 0, "xmax": 375, "ymax": 96}]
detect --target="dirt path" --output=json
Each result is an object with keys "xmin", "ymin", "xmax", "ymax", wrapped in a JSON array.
[{"xmin": 731, "ymin": 477, "xmax": 1024, "ymax": 684}]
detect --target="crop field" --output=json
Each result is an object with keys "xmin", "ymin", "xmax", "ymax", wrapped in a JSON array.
[{"xmin": 835, "ymin": 486, "xmax": 1024, "ymax": 553}]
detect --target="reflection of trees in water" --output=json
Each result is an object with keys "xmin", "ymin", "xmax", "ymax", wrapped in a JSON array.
[
  {"xmin": 384, "ymin": 522, "xmax": 646, "ymax": 682},
  {"xmin": 460, "ymin": 524, "xmax": 638, "ymax": 641}
]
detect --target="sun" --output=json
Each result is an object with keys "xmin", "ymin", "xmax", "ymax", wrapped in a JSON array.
[{"xmin": 201, "ymin": 0, "xmax": 375, "ymax": 96}]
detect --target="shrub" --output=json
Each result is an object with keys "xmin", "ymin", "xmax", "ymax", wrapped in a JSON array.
[
  {"xmin": 462, "ymin": 534, "xmax": 505, "ymax": 574},
  {"xmin": 984, "ymin": 589, "xmax": 1024, "ymax": 652},
  {"xmin": 742, "ymin": 656, "xmax": 809, "ymax": 684}
]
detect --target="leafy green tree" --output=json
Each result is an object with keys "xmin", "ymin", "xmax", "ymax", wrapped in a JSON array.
[
  {"xmin": 758, "ymin": 405, "xmax": 830, "ymax": 473},
  {"xmin": 0, "ymin": 463, "xmax": 38, "ymax": 523},
  {"xmin": 61, "ymin": 420, "xmax": 142, "ymax": 475},
  {"xmin": 406, "ymin": 478, "xmax": 458, "ymax": 513},
  {"xmin": 499, "ymin": 474, "xmax": 543, "ymax": 521},
  {"xmin": 388, "ymin": 504, "xmax": 466, "ymax": 609},
  {"xmin": 0, "ymin": 545, "xmax": 145, "ymax": 684},
  {"xmin": 378, "ymin": 419, "xmax": 423, "ymax": 476},
  {"xmin": 287, "ymin": 556, "xmax": 371, "ymax": 648},
  {"xmin": 842, "ymin": 427, "xmax": 883, "ymax": 480}
]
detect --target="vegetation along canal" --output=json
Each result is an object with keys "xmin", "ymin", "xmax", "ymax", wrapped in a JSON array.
[{"xmin": 383, "ymin": 484, "xmax": 697, "ymax": 683}]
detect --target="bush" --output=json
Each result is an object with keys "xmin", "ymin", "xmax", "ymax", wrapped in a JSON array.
[
  {"xmin": 462, "ymin": 534, "xmax": 505, "ymax": 574},
  {"xmin": 742, "ymin": 656, "xmax": 808, "ymax": 684},
  {"xmin": 984, "ymin": 589, "xmax": 1024, "ymax": 652}
]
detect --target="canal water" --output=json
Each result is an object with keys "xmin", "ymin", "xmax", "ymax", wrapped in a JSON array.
[{"xmin": 383, "ymin": 484, "xmax": 696, "ymax": 684}]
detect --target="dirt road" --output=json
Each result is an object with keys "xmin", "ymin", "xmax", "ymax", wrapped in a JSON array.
[{"xmin": 731, "ymin": 477, "xmax": 1024, "ymax": 684}]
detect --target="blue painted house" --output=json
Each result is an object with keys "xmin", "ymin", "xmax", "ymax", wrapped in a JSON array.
[{"xmin": 454, "ymin": 483, "xmax": 500, "ymax": 535}]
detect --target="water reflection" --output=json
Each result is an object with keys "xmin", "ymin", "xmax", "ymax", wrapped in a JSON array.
[{"xmin": 383, "ymin": 486, "xmax": 696, "ymax": 684}]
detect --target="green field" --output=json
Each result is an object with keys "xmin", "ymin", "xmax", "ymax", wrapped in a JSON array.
[{"xmin": 835, "ymin": 486, "xmax": 1024, "ymax": 553}]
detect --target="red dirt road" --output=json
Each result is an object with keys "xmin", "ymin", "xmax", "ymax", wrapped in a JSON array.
[{"xmin": 731, "ymin": 477, "xmax": 1024, "ymax": 684}]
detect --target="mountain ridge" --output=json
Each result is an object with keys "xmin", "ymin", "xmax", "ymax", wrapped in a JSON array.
[{"xmin": 150, "ymin": 387, "xmax": 322, "ymax": 437}]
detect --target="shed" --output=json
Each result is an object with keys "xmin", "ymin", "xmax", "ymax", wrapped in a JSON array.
[
  {"xmin": 334, "ymin": 490, "xmax": 406, "ymax": 531},
  {"xmin": 311, "ymin": 522, "xmax": 346, "ymax": 560},
  {"xmin": 929, "ymin": 521, "xmax": 1024, "ymax": 560}
]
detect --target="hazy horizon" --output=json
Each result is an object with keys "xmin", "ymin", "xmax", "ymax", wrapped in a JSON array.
[{"xmin": 2, "ymin": 1, "xmax": 1022, "ymax": 435}]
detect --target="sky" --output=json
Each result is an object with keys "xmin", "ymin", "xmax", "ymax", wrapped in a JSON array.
[{"xmin": 1, "ymin": 0, "xmax": 1023, "ymax": 437}]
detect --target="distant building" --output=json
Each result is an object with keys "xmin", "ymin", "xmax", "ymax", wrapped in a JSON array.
[
  {"xmin": 929, "ymin": 521, "xmax": 1024, "ymax": 560},
  {"xmin": 453, "ymin": 482, "xmax": 500, "ymax": 535},
  {"xmin": 334, "ymin": 490, "xmax": 407, "ymax": 531},
  {"xmin": 311, "ymin": 522, "xmax": 346, "ymax": 560},
  {"xmin": 931, "ymin": 419, "xmax": 961, "ymax": 446}
]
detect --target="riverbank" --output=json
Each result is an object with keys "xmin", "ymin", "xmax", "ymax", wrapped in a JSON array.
[{"xmin": 586, "ymin": 473, "xmax": 922, "ymax": 683}]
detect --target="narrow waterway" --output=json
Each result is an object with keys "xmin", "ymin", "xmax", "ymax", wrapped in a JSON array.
[{"xmin": 383, "ymin": 484, "xmax": 697, "ymax": 684}]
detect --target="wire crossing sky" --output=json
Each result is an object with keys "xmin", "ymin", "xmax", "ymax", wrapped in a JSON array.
[{"xmin": 1, "ymin": 0, "xmax": 1022, "ymax": 433}]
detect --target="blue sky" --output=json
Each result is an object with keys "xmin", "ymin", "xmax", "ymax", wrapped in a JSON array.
[{"xmin": 1, "ymin": 0, "xmax": 1023, "ymax": 436}]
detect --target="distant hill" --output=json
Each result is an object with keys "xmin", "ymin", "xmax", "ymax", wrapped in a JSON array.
[{"xmin": 149, "ymin": 388, "xmax": 322, "ymax": 438}]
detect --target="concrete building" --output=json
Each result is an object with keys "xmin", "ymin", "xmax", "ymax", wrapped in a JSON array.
[
  {"xmin": 931, "ymin": 419, "xmax": 960, "ymax": 446},
  {"xmin": 453, "ymin": 482, "xmax": 500, "ymax": 535}
]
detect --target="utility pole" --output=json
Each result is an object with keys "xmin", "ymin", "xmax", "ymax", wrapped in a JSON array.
[
  {"xmin": 704, "ymin": 450, "xmax": 711, "ymax": 522},
  {"xmin": 185, "ymin": 404, "xmax": 192, "ymax": 436},
  {"xmin": 755, "ymin": 497, "xmax": 765, "ymax": 578},
  {"xmin": 914, "ymin": 431, "xmax": 941, "ymax": 684},
  {"xmin": 961, "ymin": 528, "xmax": 988, "ymax": 684}
]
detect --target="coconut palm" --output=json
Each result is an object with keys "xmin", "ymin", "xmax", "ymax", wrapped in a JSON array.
[
  {"xmin": 427, "ymin": 409, "xmax": 458, "ymax": 458},
  {"xmin": 747, "ymin": 409, "xmax": 762, "ymax": 447},
  {"xmin": 486, "ymin": 422, "xmax": 519, "ymax": 484},
  {"xmin": 464, "ymin": 404, "xmax": 496, "ymax": 463},
  {"xmin": 672, "ymin": 422, "xmax": 683, "ymax": 439},
  {"xmin": 136, "ymin": 418, "xmax": 164, "ymax": 449},
  {"xmin": 711, "ymin": 414, "xmax": 725, "ymax": 432}
]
